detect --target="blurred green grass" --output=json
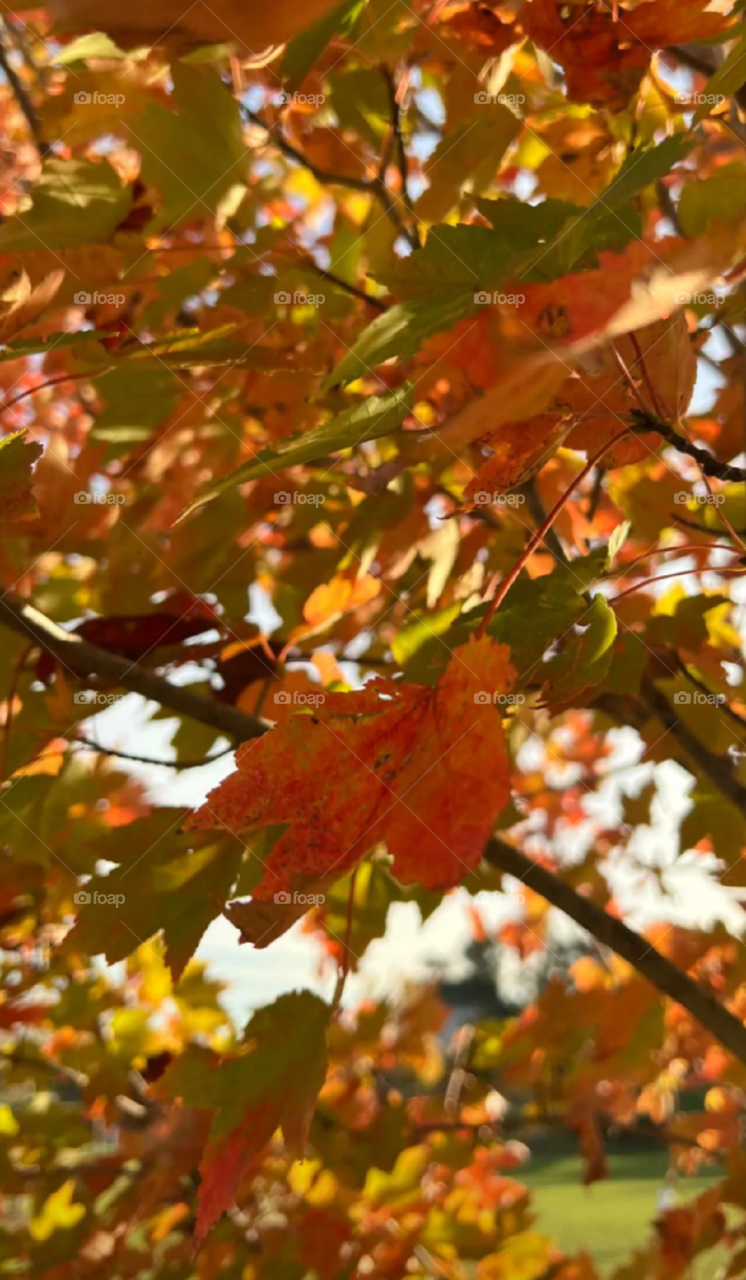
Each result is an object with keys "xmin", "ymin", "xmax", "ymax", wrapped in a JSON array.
[{"xmin": 521, "ymin": 1148, "xmax": 726, "ymax": 1275}]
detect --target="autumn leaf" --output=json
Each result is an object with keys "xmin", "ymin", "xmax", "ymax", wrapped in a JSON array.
[
  {"xmin": 188, "ymin": 637, "xmax": 515, "ymax": 900},
  {"xmin": 0, "ymin": 431, "xmax": 43, "ymax": 522},
  {"xmin": 48, "ymin": 0, "xmax": 341, "ymax": 54},
  {"xmin": 158, "ymin": 992, "xmax": 331, "ymax": 1242}
]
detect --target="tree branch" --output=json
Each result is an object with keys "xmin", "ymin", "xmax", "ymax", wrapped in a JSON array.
[
  {"xmin": 630, "ymin": 410, "xmax": 746, "ymax": 484},
  {"xmin": 640, "ymin": 677, "xmax": 746, "ymax": 816},
  {"xmin": 72, "ymin": 740, "xmax": 236, "ymax": 770},
  {"xmin": 245, "ymin": 107, "xmax": 416, "ymax": 246},
  {"xmin": 0, "ymin": 593, "xmax": 269, "ymax": 747},
  {"xmin": 597, "ymin": 683, "xmax": 746, "ymax": 818},
  {"xmin": 0, "ymin": 29, "xmax": 49, "ymax": 156},
  {"xmin": 483, "ymin": 837, "xmax": 746, "ymax": 1067}
]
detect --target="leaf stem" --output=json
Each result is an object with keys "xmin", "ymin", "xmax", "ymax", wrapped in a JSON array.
[{"xmin": 476, "ymin": 430, "xmax": 630, "ymax": 639}]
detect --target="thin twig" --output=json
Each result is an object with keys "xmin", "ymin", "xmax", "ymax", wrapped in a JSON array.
[
  {"xmin": 476, "ymin": 430, "xmax": 630, "ymax": 639},
  {"xmin": 245, "ymin": 107, "xmax": 416, "ymax": 246},
  {"xmin": 0, "ymin": 30, "xmax": 49, "ymax": 156},
  {"xmin": 72, "ymin": 740, "xmax": 235, "ymax": 770},
  {"xmin": 380, "ymin": 64, "xmax": 420, "ymax": 249}
]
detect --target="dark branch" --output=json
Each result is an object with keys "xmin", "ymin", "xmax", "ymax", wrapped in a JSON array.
[
  {"xmin": 483, "ymin": 838, "xmax": 746, "ymax": 1067},
  {"xmin": 73, "ymin": 740, "xmax": 235, "ymax": 770},
  {"xmin": 245, "ymin": 107, "xmax": 415, "ymax": 246},
  {"xmin": 640, "ymin": 678, "xmax": 746, "ymax": 817},
  {"xmin": 306, "ymin": 259, "xmax": 387, "ymax": 312},
  {"xmin": 629, "ymin": 410, "xmax": 746, "ymax": 484},
  {"xmin": 0, "ymin": 593, "xmax": 269, "ymax": 747},
  {"xmin": 0, "ymin": 31, "xmax": 49, "ymax": 156}
]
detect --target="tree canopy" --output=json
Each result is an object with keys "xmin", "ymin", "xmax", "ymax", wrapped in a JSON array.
[{"xmin": 1, "ymin": 0, "xmax": 746, "ymax": 1276}]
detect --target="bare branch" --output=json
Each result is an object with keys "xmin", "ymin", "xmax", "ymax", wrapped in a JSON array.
[
  {"xmin": 483, "ymin": 837, "xmax": 746, "ymax": 1066},
  {"xmin": 0, "ymin": 593, "xmax": 269, "ymax": 747}
]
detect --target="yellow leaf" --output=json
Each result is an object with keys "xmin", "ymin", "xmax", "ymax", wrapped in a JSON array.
[
  {"xmin": 0, "ymin": 1104, "xmax": 19, "ymax": 1136},
  {"xmin": 29, "ymin": 1179, "xmax": 86, "ymax": 1241}
]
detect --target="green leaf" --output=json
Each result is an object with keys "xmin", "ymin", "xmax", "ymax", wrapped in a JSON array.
[
  {"xmin": 607, "ymin": 520, "xmax": 631, "ymax": 566},
  {"xmin": 601, "ymin": 134, "xmax": 694, "ymax": 209},
  {"xmin": 319, "ymin": 860, "xmax": 442, "ymax": 969},
  {"xmin": 328, "ymin": 67, "xmax": 391, "ymax": 149},
  {"xmin": 177, "ymin": 384, "xmax": 414, "ymax": 521},
  {"xmin": 162, "ymin": 991, "xmax": 330, "ymax": 1139},
  {"xmin": 67, "ymin": 834, "xmax": 245, "ymax": 980},
  {"xmin": 541, "ymin": 594, "xmax": 618, "ymax": 708},
  {"xmin": 159, "ymin": 992, "xmax": 331, "ymax": 1240},
  {"xmin": 542, "ymin": 136, "xmax": 692, "ymax": 276},
  {"xmin": 392, "ymin": 604, "xmax": 461, "ymax": 669},
  {"xmin": 0, "ymin": 430, "xmax": 42, "ymax": 521},
  {"xmin": 0, "ymin": 330, "xmax": 108, "ymax": 365},
  {"xmin": 400, "ymin": 575, "xmax": 588, "ymax": 685},
  {"xmin": 90, "ymin": 366, "xmax": 182, "ymax": 454},
  {"xmin": 414, "ymin": 110, "xmax": 521, "ymax": 224},
  {"xmin": 324, "ymin": 295, "xmax": 477, "ymax": 389},
  {"xmin": 377, "ymin": 225, "xmax": 515, "ymax": 301},
  {"xmin": 679, "ymin": 173, "xmax": 746, "ymax": 235},
  {"xmin": 281, "ymin": 0, "xmax": 368, "ymax": 92},
  {"xmin": 113, "ymin": 325, "xmax": 304, "ymax": 372},
  {"xmin": 52, "ymin": 33, "xmax": 129, "ymax": 62},
  {"xmin": 0, "ymin": 159, "xmax": 131, "ymax": 251},
  {"xmin": 476, "ymin": 196, "xmax": 583, "ymax": 252},
  {"xmin": 694, "ymin": 21, "xmax": 746, "ymax": 122},
  {"xmin": 137, "ymin": 63, "xmax": 248, "ymax": 234}
]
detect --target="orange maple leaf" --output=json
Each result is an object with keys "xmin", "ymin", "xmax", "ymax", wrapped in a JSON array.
[{"xmin": 188, "ymin": 637, "xmax": 515, "ymax": 895}]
